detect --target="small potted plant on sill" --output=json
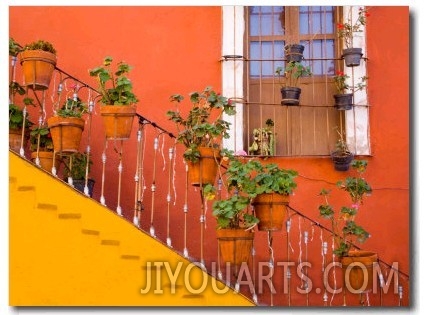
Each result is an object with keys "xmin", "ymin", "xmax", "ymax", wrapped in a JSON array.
[
  {"xmin": 48, "ymin": 93, "xmax": 87, "ymax": 153},
  {"xmin": 333, "ymin": 70, "xmax": 368, "ymax": 110},
  {"xmin": 89, "ymin": 56, "xmax": 139, "ymax": 140},
  {"xmin": 19, "ymin": 39, "xmax": 57, "ymax": 90},
  {"xmin": 337, "ymin": 6, "xmax": 370, "ymax": 67},
  {"xmin": 248, "ymin": 118, "xmax": 275, "ymax": 156},
  {"xmin": 29, "ymin": 124, "xmax": 61, "ymax": 172},
  {"xmin": 167, "ymin": 86, "xmax": 236, "ymax": 186},
  {"xmin": 318, "ymin": 159, "xmax": 376, "ymax": 292},
  {"xmin": 63, "ymin": 152, "xmax": 95, "ymax": 197},
  {"xmin": 331, "ymin": 127, "xmax": 354, "ymax": 171},
  {"xmin": 284, "ymin": 43, "xmax": 305, "ymax": 63},
  {"xmin": 276, "ymin": 61, "xmax": 312, "ymax": 106}
]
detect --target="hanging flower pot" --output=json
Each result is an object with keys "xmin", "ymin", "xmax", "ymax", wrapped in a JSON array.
[
  {"xmin": 47, "ymin": 116, "xmax": 85, "ymax": 153},
  {"xmin": 285, "ymin": 44, "xmax": 305, "ymax": 63},
  {"xmin": 334, "ymin": 93, "xmax": 354, "ymax": 110},
  {"xmin": 331, "ymin": 151, "xmax": 354, "ymax": 171},
  {"xmin": 31, "ymin": 151, "xmax": 61, "ymax": 173},
  {"xmin": 281, "ymin": 87, "xmax": 301, "ymax": 106},
  {"xmin": 216, "ymin": 228, "xmax": 254, "ymax": 267},
  {"xmin": 252, "ymin": 193, "xmax": 289, "ymax": 231},
  {"xmin": 341, "ymin": 250, "xmax": 378, "ymax": 292},
  {"xmin": 342, "ymin": 48, "xmax": 363, "ymax": 67},
  {"xmin": 187, "ymin": 147, "xmax": 220, "ymax": 186},
  {"xmin": 89, "ymin": 57, "xmax": 139, "ymax": 140},
  {"xmin": 100, "ymin": 105, "xmax": 136, "ymax": 140},
  {"xmin": 19, "ymin": 50, "xmax": 57, "ymax": 90}
]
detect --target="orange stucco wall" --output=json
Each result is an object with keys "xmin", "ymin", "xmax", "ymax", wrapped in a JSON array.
[{"xmin": 9, "ymin": 6, "xmax": 409, "ymax": 306}]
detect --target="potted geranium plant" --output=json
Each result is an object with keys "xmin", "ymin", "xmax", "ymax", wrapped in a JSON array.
[
  {"xmin": 333, "ymin": 70, "xmax": 368, "ymax": 110},
  {"xmin": 48, "ymin": 93, "xmax": 87, "ymax": 153},
  {"xmin": 337, "ymin": 6, "xmax": 370, "ymax": 67},
  {"xmin": 89, "ymin": 56, "xmax": 139, "ymax": 140},
  {"xmin": 330, "ymin": 127, "xmax": 354, "ymax": 171},
  {"xmin": 167, "ymin": 86, "xmax": 236, "ymax": 186},
  {"xmin": 19, "ymin": 39, "xmax": 57, "ymax": 90},
  {"xmin": 208, "ymin": 156, "xmax": 259, "ymax": 267},
  {"xmin": 276, "ymin": 61, "xmax": 312, "ymax": 106},
  {"xmin": 212, "ymin": 156, "xmax": 298, "ymax": 232},
  {"xmin": 318, "ymin": 159, "xmax": 376, "ymax": 292},
  {"xmin": 248, "ymin": 161, "xmax": 298, "ymax": 231},
  {"xmin": 29, "ymin": 124, "xmax": 61, "ymax": 173}
]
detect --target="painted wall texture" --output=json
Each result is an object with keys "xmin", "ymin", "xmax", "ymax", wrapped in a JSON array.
[{"xmin": 9, "ymin": 6, "xmax": 409, "ymax": 306}]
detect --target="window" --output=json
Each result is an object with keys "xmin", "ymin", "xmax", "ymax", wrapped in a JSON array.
[{"xmin": 222, "ymin": 6, "xmax": 370, "ymax": 157}]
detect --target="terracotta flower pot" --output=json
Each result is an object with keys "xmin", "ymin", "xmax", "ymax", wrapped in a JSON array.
[
  {"xmin": 19, "ymin": 50, "xmax": 57, "ymax": 90},
  {"xmin": 47, "ymin": 116, "xmax": 85, "ymax": 153},
  {"xmin": 9, "ymin": 128, "xmax": 28, "ymax": 152},
  {"xmin": 187, "ymin": 147, "xmax": 220, "ymax": 186},
  {"xmin": 100, "ymin": 105, "xmax": 136, "ymax": 140},
  {"xmin": 216, "ymin": 228, "xmax": 254, "ymax": 267},
  {"xmin": 341, "ymin": 250, "xmax": 378, "ymax": 292},
  {"xmin": 252, "ymin": 193, "xmax": 289, "ymax": 231},
  {"xmin": 31, "ymin": 151, "xmax": 61, "ymax": 173}
]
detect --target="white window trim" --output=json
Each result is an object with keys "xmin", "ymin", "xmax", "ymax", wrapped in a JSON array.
[
  {"xmin": 221, "ymin": 5, "xmax": 370, "ymax": 156},
  {"xmin": 222, "ymin": 6, "xmax": 245, "ymax": 154},
  {"xmin": 343, "ymin": 6, "xmax": 371, "ymax": 155}
]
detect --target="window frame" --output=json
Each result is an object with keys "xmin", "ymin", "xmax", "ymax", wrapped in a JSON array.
[{"xmin": 221, "ymin": 5, "xmax": 370, "ymax": 156}]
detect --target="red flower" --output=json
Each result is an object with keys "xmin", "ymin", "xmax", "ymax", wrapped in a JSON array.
[
  {"xmin": 337, "ymin": 23, "xmax": 345, "ymax": 29},
  {"xmin": 228, "ymin": 99, "xmax": 232, "ymax": 105},
  {"xmin": 336, "ymin": 71, "xmax": 345, "ymax": 76}
]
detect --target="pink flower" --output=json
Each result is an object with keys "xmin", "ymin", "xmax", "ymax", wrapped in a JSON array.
[{"xmin": 235, "ymin": 150, "xmax": 247, "ymax": 156}]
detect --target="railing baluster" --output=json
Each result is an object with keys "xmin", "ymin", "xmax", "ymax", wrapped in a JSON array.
[
  {"xmin": 83, "ymin": 99, "xmax": 94, "ymax": 197},
  {"xmin": 166, "ymin": 147, "xmax": 174, "ymax": 247},
  {"xmin": 183, "ymin": 160, "xmax": 189, "ymax": 258},
  {"xmin": 304, "ymin": 230, "xmax": 309, "ymax": 306},
  {"xmin": 286, "ymin": 218, "xmax": 292, "ymax": 306},
  {"xmin": 398, "ymin": 285, "xmax": 403, "ymax": 306},
  {"xmin": 133, "ymin": 124, "xmax": 144, "ymax": 227},
  {"xmin": 116, "ymin": 140, "xmax": 124, "ymax": 216},
  {"xmin": 149, "ymin": 136, "xmax": 159, "ymax": 238},
  {"xmin": 322, "ymin": 240, "xmax": 329, "ymax": 306},
  {"xmin": 100, "ymin": 139, "xmax": 107, "ymax": 206}
]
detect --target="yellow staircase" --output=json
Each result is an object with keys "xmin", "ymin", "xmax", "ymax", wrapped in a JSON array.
[{"xmin": 9, "ymin": 151, "xmax": 254, "ymax": 306}]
